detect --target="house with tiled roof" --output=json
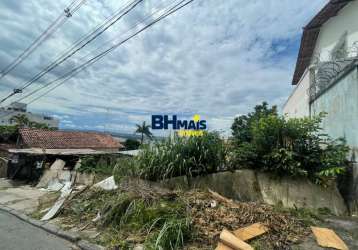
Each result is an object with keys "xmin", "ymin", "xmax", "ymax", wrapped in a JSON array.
[
  {"xmin": 283, "ymin": 0, "xmax": 358, "ymax": 214},
  {"xmin": 17, "ymin": 128, "xmax": 123, "ymax": 152}
]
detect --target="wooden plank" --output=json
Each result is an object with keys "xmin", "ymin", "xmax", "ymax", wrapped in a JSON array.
[
  {"xmin": 220, "ymin": 229, "xmax": 254, "ymax": 250},
  {"xmin": 311, "ymin": 226, "xmax": 349, "ymax": 250},
  {"xmin": 215, "ymin": 242, "xmax": 234, "ymax": 250},
  {"xmin": 233, "ymin": 223, "xmax": 269, "ymax": 241}
]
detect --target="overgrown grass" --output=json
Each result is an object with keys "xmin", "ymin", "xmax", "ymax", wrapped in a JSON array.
[
  {"xmin": 114, "ymin": 132, "xmax": 227, "ymax": 182},
  {"xmin": 61, "ymin": 189, "xmax": 191, "ymax": 249},
  {"xmin": 77, "ymin": 155, "xmax": 120, "ymax": 176}
]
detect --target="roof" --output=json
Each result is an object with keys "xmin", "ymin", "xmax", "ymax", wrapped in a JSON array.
[
  {"xmin": 19, "ymin": 128, "xmax": 123, "ymax": 150},
  {"xmin": 292, "ymin": 0, "xmax": 353, "ymax": 85},
  {"xmin": 8, "ymin": 148, "xmax": 121, "ymax": 156}
]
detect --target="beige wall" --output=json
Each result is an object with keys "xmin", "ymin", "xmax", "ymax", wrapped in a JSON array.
[
  {"xmin": 283, "ymin": 69, "xmax": 311, "ymax": 118},
  {"xmin": 313, "ymin": 1, "xmax": 358, "ymax": 62}
]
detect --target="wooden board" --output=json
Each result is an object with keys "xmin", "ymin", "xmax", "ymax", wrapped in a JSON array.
[
  {"xmin": 220, "ymin": 229, "xmax": 254, "ymax": 250},
  {"xmin": 215, "ymin": 242, "xmax": 234, "ymax": 250},
  {"xmin": 311, "ymin": 226, "xmax": 349, "ymax": 250},
  {"xmin": 234, "ymin": 223, "xmax": 269, "ymax": 241}
]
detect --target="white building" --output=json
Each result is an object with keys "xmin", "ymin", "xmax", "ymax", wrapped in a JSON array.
[
  {"xmin": 0, "ymin": 102, "xmax": 59, "ymax": 128},
  {"xmin": 283, "ymin": 0, "xmax": 358, "ymax": 214}
]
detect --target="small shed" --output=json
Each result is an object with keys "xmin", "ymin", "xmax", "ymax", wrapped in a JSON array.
[{"xmin": 7, "ymin": 128, "xmax": 124, "ymax": 180}]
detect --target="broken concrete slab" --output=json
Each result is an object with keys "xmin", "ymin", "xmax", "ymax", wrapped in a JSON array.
[
  {"xmin": 92, "ymin": 176, "xmax": 117, "ymax": 190},
  {"xmin": 36, "ymin": 159, "xmax": 66, "ymax": 188},
  {"xmin": 311, "ymin": 226, "xmax": 349, "ymax": 250}
]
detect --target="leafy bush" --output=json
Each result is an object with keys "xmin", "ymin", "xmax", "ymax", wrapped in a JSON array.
[
  {"xmin": 78, "ymin": 155, "xmax": 119, "ymax": 176},
  {"xmin": 231, "ymin": 102, "xmax": 277, "ymax": 145},
  {"xmin": 123, "ymin": 139, "xmax": 141, "ymax": 150},
  {"xmin": 118, "ymin": 132, "xmax": 227, "ymax": 181},
  {"xmin": 231, "ymin": 111, "xmax": 350, "ymax": 185}
]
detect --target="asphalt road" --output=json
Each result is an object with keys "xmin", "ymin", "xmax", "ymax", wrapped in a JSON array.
[{"xmin": 0, "ymin": 210, "xmax": 75, "ymax": 250}]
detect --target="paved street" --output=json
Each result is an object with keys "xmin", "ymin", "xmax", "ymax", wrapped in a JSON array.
[{"xmin": 0, "ymin": 210, "xmax": 75, "ymax": 250}]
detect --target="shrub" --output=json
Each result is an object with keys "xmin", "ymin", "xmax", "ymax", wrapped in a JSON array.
[
  {"xmin": 120, "ymin": 132, "xmax": 227, "ymax": 181},
  {"xmin": 78, "ymin": 155, "xmax": 119, "ymax": 176},
  {"xmin": 123, "ymin": 139, "xmax": 141, "ymax": 150},
  {"xmin": 231, "ymin": 102, "xmax": 277, "ymax": 145},
  {"xmin": 231, "ymin": 112, "xmax": 350, "ymax": 185}
]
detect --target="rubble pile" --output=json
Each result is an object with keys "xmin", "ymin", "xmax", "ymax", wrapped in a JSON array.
[{"xmin": 182, "ymin": 191, "xmax": 310, "ymax": 249}]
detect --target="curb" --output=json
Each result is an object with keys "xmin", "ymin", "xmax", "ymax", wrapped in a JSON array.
[{"xmin": 0, "ymin": 205, "xmax": 105, "ymax": 250}]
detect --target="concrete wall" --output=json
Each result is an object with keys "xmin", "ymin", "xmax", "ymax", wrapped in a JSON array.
[
  {"xmin": 283, "ymin": 69, "xmax": 311, "ymax": 118},
  {"xmin": 311, "ymin": 67, "xmax": 358, "ymax": 154},
  {"xmin": 159, "ymin": 170, "xmax": 348, "ymax": 216},
  {"xmin": 313, "ymin": 1, "xmax": 358, "ymax": 62}
]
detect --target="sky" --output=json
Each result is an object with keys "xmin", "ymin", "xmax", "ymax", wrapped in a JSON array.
[{"xmin": 0, "ymin": 0, "xmax": 328, "ymax": 136}]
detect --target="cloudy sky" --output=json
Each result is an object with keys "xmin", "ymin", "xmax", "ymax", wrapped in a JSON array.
[{"xmin": 0, "ymin": 0, "xmax": 327, "ymax": 136}]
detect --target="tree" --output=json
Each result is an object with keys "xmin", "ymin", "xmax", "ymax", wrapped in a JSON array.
[
  {"xmin": 231, "ymin": 102, "xmax": 277, "ymax": 145},
  {"xmin": 135, "ymin": 121, "xmax": 153, "ymax": 144},
  {"xmin": 10, "ymin": 114, "xmax": 31, "ymax": 128},
  {"xmin": 124, "ymin": 138, "xmax": 141, "ymax": 150}
]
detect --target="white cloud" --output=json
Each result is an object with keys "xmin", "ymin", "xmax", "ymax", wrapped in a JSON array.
[{"xmin": 0, "ymin": 0, "xmax": 328, "ymax": 134}]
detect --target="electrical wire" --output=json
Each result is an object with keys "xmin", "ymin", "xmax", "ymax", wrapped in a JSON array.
[
  {"xmin": 0, "ymin": 0, "xmax": 85, "ymax": 81},
  {"xmin": 0, "ymin": 0, "xmax": 195, "ymax": 120},
  {"xmin": 0, "ymin": 0, "xmax": 143, "ymax": 105}
]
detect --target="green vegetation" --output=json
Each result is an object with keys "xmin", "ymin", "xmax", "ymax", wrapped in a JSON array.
[
  {"xmin": 230, "ymin": 102, "xmax": 350, "ymax": 185},
  {"xmin": 231, "ymin": 101, "xmax": 278, "ymax": 145},
  {"xmin": 0, "ymin": 125, "xmax": 18, "ymax": 142},
  {"xmin": 0, "ymin": 114, "xmax": 55, "ymax": 143},
  {"xmin": 123, "ymin": 138, "xmax": 141, "ymax": 150},
  {"xmin": 118, "ymin": 132, "xmax": 227, "ymax": 181},
  {"xmin": 61, "ymin": 189, "xmax": 191, "ymax": 249},
  {"xmin": 135, "ymin": 121, "xmax": 153, "ymax": 144},
  {"xmin": 77, "ymin": 155, "xmax": 119, "ymax": 176}
]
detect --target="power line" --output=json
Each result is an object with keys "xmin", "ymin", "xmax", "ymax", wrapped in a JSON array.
[
  {"xmin": 19, "ymin": 0, "xmax": 194, "ymax": 105},
  {"xmin": 0, "ymin": 0, "xmax": 85, "ymax": 81},
  {"xmin": 0, "ymin": 0, "xmax": 195, "ymax": 120},
  {"xmin": 0, "ymin": 0, "xmax": 142, "ymax": 105}
]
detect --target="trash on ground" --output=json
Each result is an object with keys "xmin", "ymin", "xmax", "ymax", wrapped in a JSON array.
[
  {"xmin": 41, "ymin": 182, "xmax": 73, "ymax": 221},
  {"xmin": 311, "ymin": 226, "xmax": 348, "ymax": 250},
  {"xmin": 219, "ymin": 229, "xmax": 253, "ymax": 250},
  {"xmin": 233, "ymin": 222, "xmax": 269, "ymax": 241}
]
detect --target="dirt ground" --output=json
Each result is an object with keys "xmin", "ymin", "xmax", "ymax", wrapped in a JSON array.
[{"xmin": 0, "ymin": 178, "xmax": 50, "ymax": 214}]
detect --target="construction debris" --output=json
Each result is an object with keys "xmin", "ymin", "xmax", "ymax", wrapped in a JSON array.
[
  {"xmin": 233, "ymin": 223, "xmax": 269, "ymax": 241},
  {"xmin": 93, "ymin": 176, "xmax": 117, "ymax": 190},
  {"xmin": 216, "ymin": 242, "xmax": 233, "ymax": 250},
  {"xmin": 183, "ymin": 191, "xmax": 310, "ymax": 249},
  {"xmin": 41, "ymin": 179, "xmax": 74, "ymax": 220},
  {"xmin": 36, "ymin": 159, "xmax": 66, "ymax": 188},
  {"xmin": 311, "ymin": 226, "xmax": 349, "ymax": 250},
  {"xmin": 219, "ymin": 229, "xmax": 253, "ymax": 250}
]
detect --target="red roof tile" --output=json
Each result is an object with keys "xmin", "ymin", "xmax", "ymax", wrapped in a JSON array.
[
  {"xmin": 19, "ymin": 128, "xmax": 123, "ymax": 150},
  {"xmin": 292, "ymin": 0, "xmax": 353, "ymax": 85}
]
